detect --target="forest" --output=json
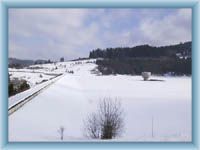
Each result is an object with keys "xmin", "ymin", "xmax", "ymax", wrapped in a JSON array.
[{"xmin": 89, "ymin": 42, "xmax": 191, "ymax": 75}]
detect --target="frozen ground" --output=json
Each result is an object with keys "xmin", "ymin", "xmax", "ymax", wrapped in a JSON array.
[{"xmin": 8, "ymin": 60, "xmax": 191, "ymax": 142}]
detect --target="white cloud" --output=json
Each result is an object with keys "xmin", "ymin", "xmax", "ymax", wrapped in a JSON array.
[
  {"xmin": 9, "ymin": 8, "xmax": 101, "ymax": 60},
  {"xmin": 139, "ymin": 9, "xmax": 191, "ymax": 46},
  {"xmin": 9, "ymin": 8, "xmax": 192, "ymax": 60}
]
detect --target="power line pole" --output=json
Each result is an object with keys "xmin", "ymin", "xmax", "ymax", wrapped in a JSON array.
[{"xmin": 152, "ymin": 116, "xmax": 154, "ymax": 138}]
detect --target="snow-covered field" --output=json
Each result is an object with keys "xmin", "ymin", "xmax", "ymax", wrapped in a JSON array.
[
  {"xmin": 8, "ymin": 60, "xmax": 191, "ymax": 142},
  {"xmin": 9, "ymin": 71, "xmax": 55, "ymax": 87}
]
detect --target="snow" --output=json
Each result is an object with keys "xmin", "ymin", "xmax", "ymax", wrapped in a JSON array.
[
  {"xmin": 9, "ymin": 72, "xmax": 55, "ymax": 87},
  {"xmin": 8, "ymin": 60, "xmax": 191, "ymax": 142},
  {"xmin": 8, "ymin": 75, "xmax": 63, "ymax": 109}
]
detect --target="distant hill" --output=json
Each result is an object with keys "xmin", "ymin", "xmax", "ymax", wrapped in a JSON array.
[
  {"xmin": 34, "ymin": 59, "xmax": 51, "ymax": 64},
  {"xmin": 9, "ymin": 58, "xmax": 34, "ymax": 68},
  {"xmin": 8, "ymin": 58, "xmax": 53, "ymax": 68}
]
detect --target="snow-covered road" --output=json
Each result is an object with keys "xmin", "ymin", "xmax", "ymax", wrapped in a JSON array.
[{"xmin": 8, "ymin": 61, "xmax": 191, "ymax": 142}]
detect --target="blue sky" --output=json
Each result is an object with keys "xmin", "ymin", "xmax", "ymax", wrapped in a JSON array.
[{"xmin": 9, "ymin": 8, "xmax": 191, "ymax": 61}]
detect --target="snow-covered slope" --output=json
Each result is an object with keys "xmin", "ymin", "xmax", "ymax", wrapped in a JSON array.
[
  {"xmin": 8, "ymin": 59, "xmax": 191, "ymax": 142},
  {"xmin": 9, "ymin": 75, "xmax": 63, "ymax": 109},
  {"xmin": 9, "ymin": 72, "xmax": 55, "ymax": 87}
]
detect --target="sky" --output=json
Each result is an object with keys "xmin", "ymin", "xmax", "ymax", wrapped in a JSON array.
[{"xmin": 9, "ymin": 8, "xmax": 192, "ymax": 61}]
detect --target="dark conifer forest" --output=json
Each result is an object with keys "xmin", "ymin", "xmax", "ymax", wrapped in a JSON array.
[{"xmin": 89, "ymin": 41, "xmax": 191, "ymax": 75}]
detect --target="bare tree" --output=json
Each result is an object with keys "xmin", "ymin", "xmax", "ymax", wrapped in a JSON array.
[
  {"xmin": 84, "ymin": 113, "xmax": 101, "ymax": 139},
  {"xmin": 85, "ymin": 98, "xmax": 124, "ymax": 139}
]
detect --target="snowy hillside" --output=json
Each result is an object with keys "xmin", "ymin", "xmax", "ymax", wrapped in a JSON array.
[
  {"xmin": 9, "ymin": 72, "xmax": 55, "ymax": 87},
  {"xmin": 8, "ymin": 59, "xmax": 191, "ymax": 142}
]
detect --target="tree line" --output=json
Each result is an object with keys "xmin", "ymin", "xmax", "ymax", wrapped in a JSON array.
[
  {"xmin": 89, "ymin": 41, "xmax": 191, "ymax": 59},
  {"xmin": 89, "ymin": 42, "xmax": 191, "ymax": 75}
]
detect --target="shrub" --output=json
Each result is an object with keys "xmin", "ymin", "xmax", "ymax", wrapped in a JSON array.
[
  {"xmin": 85, "ymin": 98, "xmax": 124, "ymax": 139},
  {"xmin": 19, "ymin": 80, "xmax": 30, "ymax": 92},
  {"xmin": 9, "ymin": 83, "xmax": 15, "ymax": 96}
]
